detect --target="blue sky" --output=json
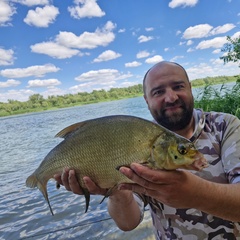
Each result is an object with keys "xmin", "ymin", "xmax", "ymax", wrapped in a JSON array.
[{"xmin": 0, "ymin": 0, "xmax": 240, "ymax": 102}]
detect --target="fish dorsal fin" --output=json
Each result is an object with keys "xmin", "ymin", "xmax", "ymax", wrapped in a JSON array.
[{"xmin": 55, "ymin": 122, "xmax": 86, "ymax": 138}]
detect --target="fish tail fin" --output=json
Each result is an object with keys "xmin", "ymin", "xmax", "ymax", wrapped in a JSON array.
[{"xmin": 26, "ymin": 174, "xmax": 54, "ymax": 216}]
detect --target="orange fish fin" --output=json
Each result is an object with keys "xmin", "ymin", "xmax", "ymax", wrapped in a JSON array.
[
  {"xmin": 55, "ymin": 122, "xmax": 86, "ymax": 138},
  {"xmin": 26, "ymin": 174, "xmax": 54, "ymax": 215}
]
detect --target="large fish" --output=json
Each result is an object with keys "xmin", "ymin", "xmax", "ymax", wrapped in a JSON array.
[{"xmin": 26, "ymin": 115, "xmax": 208, "ymax": 215}]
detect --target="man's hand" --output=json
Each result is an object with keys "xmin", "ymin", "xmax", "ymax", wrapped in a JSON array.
[
  {"xmin": 118, "ymin": 163, "xmax": 204, "ymax": 209},
  {"xmin": 54, "ymin": 169, "xmax": 107, "ymax": 196}
]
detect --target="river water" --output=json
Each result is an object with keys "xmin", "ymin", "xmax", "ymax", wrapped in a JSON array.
[
  {"xmin": 0, "ymin": 82, "xmax": 236, "ymax": 240},
  {"xmin": 0, "ymin": 97, "xmax": 155, "ymax": 240}
]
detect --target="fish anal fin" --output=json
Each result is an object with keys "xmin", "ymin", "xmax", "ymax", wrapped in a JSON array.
[{"xmin": 55, "ymin": 122, "xmax": 86, "ymax": 138}]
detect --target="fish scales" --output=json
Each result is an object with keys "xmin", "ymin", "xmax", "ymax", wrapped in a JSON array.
[{"xmin": 26, "ymin": 115, "xmax": 208, "ymax": 215}]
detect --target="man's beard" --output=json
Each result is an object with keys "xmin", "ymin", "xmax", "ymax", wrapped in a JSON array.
[{"xmin": 154, "ymin": 99, "xmax": 193, "ymax": 131}]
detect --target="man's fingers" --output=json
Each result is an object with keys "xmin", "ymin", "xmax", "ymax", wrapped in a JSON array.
[{"xmin": 61, "ymin": 168, "xmax": 71, "ymax": 191}]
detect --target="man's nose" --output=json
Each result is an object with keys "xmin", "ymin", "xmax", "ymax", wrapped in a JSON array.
[{"xmin": 164, "ymin": 89, "xmax": 178, "ymax": 103}]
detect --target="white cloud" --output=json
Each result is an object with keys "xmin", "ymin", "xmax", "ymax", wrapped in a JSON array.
[
  {"xmin": 145, "ymin": 55, "xmax": 164, "ymax": 64},
  {"xmin": 24, "ymin": 5, "xmax": 59, "ymax": 27},
  {"xmin": 0, "ymin": 48, "xmax": 15, "ymax": 66},
  {"xmin": 183, "ymin": 23, "xmax": 236, "ymax": 40},
  {"xmin": 196, "ymin": 36, "xmax": 227, "ymax": 49},
  {"xmin": 138, "ymin": 35, "xmax": 154, "ymax": 43},
  {"xmin": 31, "ymin": 42, "xmax": 80, "ymax": 59},
  {"xmin": 118, "ymin": 28, "xmax": 125, "ymax": 33},
  {"xmin": 186, "ymin": 40, "xmax": 193, "ymax": 46},
  {"xmin": 210, "ymin": 23, "xmax": 235, "ymax": 35},
  {"xmin": 56, "ymin": 21, "xmax": 116, "ymax": 49},
  {"xmin": 212, "ymin": 49, "xmax": 221, "ymax": 54},
  {"xmin": 186, "ymin": 61, "xmax": 239, "ymax": 80},
  {"xmin": 30, "ymin": 21, "xmax": 116, "ymax": 59},
  {"xmin": 68, "ymin": 0, "xmax": 105, "ymax": 19},
  {"xmin": 0, "ymin": 79, "xmax": 21, "ymax": 88},
  {"xmin": 136, "ymin": 50, "xmax": 150, "ymax": 59},
  {"xmin": 15, "ymin": 0, "xmax": 50, "ymax": 6},
  {"xmin": 183, "ymin": 24, "xmax": 213, "ymax": 39},
  {"xmin": 93, "ymin": 50, "xmax": 121, "ymax": 62},
  {"xmin": 0, "ymin": 64, "xmax": 60, "ymax": 78},
  {"xmin": 176, "ymin": 30, "xmax": 181, "ymax": 36},
  {"xmin": 125, "ymin": 61, "xmax": 142, "ymax": 67},
  {"xmin": 171, "ymin": 56, "xmax": 184, "ymax": 62},
  {"xmin": 187, "ymin": 47, "xmax": 195, "ymax": 52},
  {"xmin": 169, "ymin": 0, "xmax": 198, "ymax": 8},
  {"xmin": 28, "ymin": 79, "xmax": 61, "ymax": 88},
  {"xmin": 0, "ymin": 89, "xmax": 35, "ymax": 102},
  {"xmin": 0, "ymin": 0, "xmax": 16, "ymax": 26},
  {"xmin": 145, "ymin": 27, "xmax": 154, "ymax": 32},
  {"xmin": 71, "ymin": 68, "xmax": 133, "ymax": 93},
  {"xmin": 75, "ymin": 69, "xmax": 129, "ymax": 82}
]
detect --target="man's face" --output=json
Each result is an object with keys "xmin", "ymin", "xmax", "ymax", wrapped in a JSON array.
[{"xmin": 144, "ymin": 63, "xmax": 194, "ymax": 131}]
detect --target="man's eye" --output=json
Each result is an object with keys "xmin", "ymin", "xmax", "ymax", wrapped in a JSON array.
[
  {"xmin": 153, "ymin": 90, "xmax": 163, "ymax": 96},
  {"xmin": 174, "ymin": 85, "xmax": 184, "ymax": 90}
]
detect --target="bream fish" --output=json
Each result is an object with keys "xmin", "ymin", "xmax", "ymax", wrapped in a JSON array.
[{"xmin": 26, "ymin": 115, "xmax": 208, "ymax": 215}]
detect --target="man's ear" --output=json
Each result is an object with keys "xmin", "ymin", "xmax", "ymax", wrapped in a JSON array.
[{"xmin": 144, "ymin": 94, "xmax": 148, "ymax": 104}]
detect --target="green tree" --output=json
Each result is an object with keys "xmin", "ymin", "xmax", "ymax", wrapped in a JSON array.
[{"xmin": 221, "ymin": 35, "xmax": 240, "ymax": 66}]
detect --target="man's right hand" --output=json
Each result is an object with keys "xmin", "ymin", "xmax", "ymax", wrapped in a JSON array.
[{"xmin": 54, "ymin": 169, "xmax": 108, "ymax": 196}]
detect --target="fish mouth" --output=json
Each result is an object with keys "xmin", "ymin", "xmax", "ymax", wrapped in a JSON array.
[{"xmin": 190, "ymin": 152, "xmax": 209, "ymax": 171}]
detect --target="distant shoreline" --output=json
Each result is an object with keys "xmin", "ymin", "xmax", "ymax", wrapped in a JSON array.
[{"xmin": 0, "ymin": 80, "xmax": 238, "ymax": 118}]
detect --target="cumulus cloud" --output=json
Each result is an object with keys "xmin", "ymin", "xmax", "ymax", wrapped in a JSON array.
[
  {"xmin": 0, "ymin": 64, "xmax": 60, "ymax": 78},
  {"xmin": 138, "ymin": 35, "xmax": 154, "ymax": 43},
  {"xmin": 145, "ymin": 55, "xmax": 164, "ymax": 64},
  {"xmin": 145, "ymin": 27, "xmax": 154, "ymax": 32},
  {"xmin": 71, "ymin": 68, "xmax": 133, "ymax": 93},
  {"xmin": 15, "ymin": 0, "xmax": 50, "ymax": 6},
  {"xmin": 169, "ymin": 0, "xmax": 198, "ymax": 8},
  {"xmin": 183, "ymin": 24, "xmax": 213, "ymax": 39},
  {"xmin": 0, "ymin": 89, "xmax": 35, "ymax": 102},
  {"xmin": 136, "ymin": 50, "xmax": 150, "ymax": 59},
  {"xmin": 0, "ymin": 79, "xmax": 21, "ymax": 88},
  {"xmin": 183, "ymin": 23, "xmax": 236, "ymax": 39},
  {"xmin": 186, "ymin": 61, "xmax": 239, "ymax": 80},
  {"xmin": 75, "ymin": 69, "xmax": 132, "ymax": 83},
  {"xmin": 196, "ymin": 36, "xmax": 227, "ymax": 49},
  {"xmin": 31, "ymin": 42, "xmax": 80, "ymax": 59},
  {"xmin": 93, "ymin": 50, "xmax": 121, "ymax": 62},
  {"xmin": 0, "ymin": 48, "xmax": 15, "ymax": 66},
  {"xmin": 68, "ymin": 0, "xmax": 105, "ymax": 19},
  {"xmin": 210, "ymin": 23, "xmax": 235, "ymax": 35},
  {"xmin": 0, "ymin": 0, "xmax": 16, "ymax": 26},
  {"xmin": 56, "ymin": 21, "xmax": 116, "ymax": 49},
  {"xmin": 30, "ymin": 21, "xmax": 116, "ymax": 59},
  {"xmin": 28, "ymin": 79, "xmax": 61, "ymax": 88},
  {"xmin": 125, "ymin": 61, "xmax": 142, "ymax": 67},
  {"xmin": 24, "ymin": 5, "xmax": 59, "ymax": 27}
]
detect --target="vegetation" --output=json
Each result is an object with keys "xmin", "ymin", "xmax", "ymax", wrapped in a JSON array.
[
  {"xmin": 194, "ymin": 82, "xmax": 240, "ymax": 119},
  {"xmin": 0, "ymin": 75, "xmax": 239, "ymax": 117},
  {"xmin": 220, "ymin": 35, "xmax": 240, "ymax": 67}
]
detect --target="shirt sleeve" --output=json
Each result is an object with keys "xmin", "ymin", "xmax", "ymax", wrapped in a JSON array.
[{"xmin": 220, "ymin": 114, "xmax": 240, "ymax": 183}]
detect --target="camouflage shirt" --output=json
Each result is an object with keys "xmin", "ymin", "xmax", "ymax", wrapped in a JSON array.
[{"xmin": 137, "ymin": 109, "xmax": 240, "ymax": 240}]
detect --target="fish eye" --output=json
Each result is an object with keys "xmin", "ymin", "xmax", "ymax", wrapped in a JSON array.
[{"xmin": 177, "ymin": 144, "xmax": 188, "ymax": 155}]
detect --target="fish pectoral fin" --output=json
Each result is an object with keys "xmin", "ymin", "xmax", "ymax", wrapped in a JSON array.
[
  {"xmin": 99, "ymin": 185, "xmax": 118, "ymax": 204},
  {"xmin": 55, "ymin": 122, "xmax": 86, "ymax": 138}
]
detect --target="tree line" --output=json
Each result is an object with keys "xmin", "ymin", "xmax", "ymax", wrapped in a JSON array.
[{"xmin": 0, "ymin": 75, "xmax": 238, "ymax": 117}]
